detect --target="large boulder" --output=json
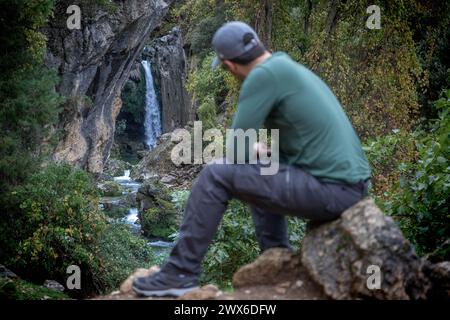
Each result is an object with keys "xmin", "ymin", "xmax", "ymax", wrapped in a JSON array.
[
  {"xmin": 103, "ymin": 158, "xmax": 133, "ymax": 178},
  {"xmin": 300, "ymin": 198, "xmax": 431, "ymax": 299},
  {"xmin": 131, "ymin": 130, "xmax": 202, "ymax": 187},
  {"xmin": 98, "ymin": 181, "xmax": 123, "ymax": 197},
  {"xmin": 233, "ymin": 248, "xmax": 300, "ymax": 288},
  {"xmin": 136, "ymin": 178, "xmax": 178, "ymax": 238}
]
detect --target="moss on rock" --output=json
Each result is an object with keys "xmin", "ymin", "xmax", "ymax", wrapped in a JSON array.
[{"xmin": 137, "ymin": 178, "xmax": 179, "ymax": 239}]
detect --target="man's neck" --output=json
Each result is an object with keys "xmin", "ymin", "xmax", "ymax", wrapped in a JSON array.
[{"xmin": 245, "ymin": 51, "xmax": 272, "ymax": 73}]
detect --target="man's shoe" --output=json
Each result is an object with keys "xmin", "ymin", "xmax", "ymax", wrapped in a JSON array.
[{"xmin": 132, "ymin": 271, "xmax": 199, "ymax": 297}]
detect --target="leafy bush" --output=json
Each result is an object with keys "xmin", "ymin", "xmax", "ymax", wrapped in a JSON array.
[
  {"xmin": 119, "ymin": 78, "xmax": 146, "ymax": 126},
  {"xmin": 171, "ymin": 189, "xmax": 306, "ymax": 288},
  {"xmin": 103, "ymin": 206, "xmax": 129, "ymax": 220},
  {"xmin": 197, "ymin": 95, "xmax": 218, "ymax": 130},
  {"xmin": 186, "ymin": 53, "xmax": 228, "ymax": 107},
  {"xmin": 171, "ymin": 189, "xmax": 191, "ymax": 213},
  {"xmin": 0, "ymin": 66, "xmax": 63, "ymax": 195},
  {"xmin": 201, "ymin": 200, "xmax": 259, "ymax": 288},
  {"xmin": 202, "ymin": 201, "xmax": 306, "ymax": 288},
  {"xmin": 96, "ymin": 223, "xmax": 155, "ymax": 293},
  {"xmin": 0, "ymin": 1, "xmax": 63, "ymax": 227},
  {"xmin": 186, "ymin": 15, "xmax": 225, "ymax": 58},
  {"xmin": 363, "ymin": 130, "xmax": 417, "ymax": 198},
  {"xmin": 1, "ymin": 164, "xmax": 106, "ymax": 295},
  {"xmin": 115, "ymin": 119, "xmax": 127, "ymax": 136},
  {"xmin": 382, "ymin": 90, "xmax": 450, "ymax": 259},
  {"xmin": 0, "ymin": 164, "xmax": 158, "ymax": 296}
]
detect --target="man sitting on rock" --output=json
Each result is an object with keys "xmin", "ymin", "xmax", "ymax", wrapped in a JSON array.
[{"xmin": 132, "ymin": 21, "xmax": 371, "ymax": 297}]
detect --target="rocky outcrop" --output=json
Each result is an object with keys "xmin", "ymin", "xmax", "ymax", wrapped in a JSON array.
[
  {"xmin": 98, "ymin": 180, "xmax": 123, "ymax": 197},
  {"xmin": 44, "ymin": 0, "xmax": 173, "ymax": 174},
  {"xmin": 0, "ymin": 265, "xmax": 18, "ymax": 280},
  {"xmin": 103, "ymin": 158, "xmax": 133, "ymax": 178},
  {"xmin": 131, "ymin": 130, "xmax": 202, "ymax": 187},
  {"xmin": 98, "ymin": 198, "xmax": 449, "ymax": 300},
  {"xmin": 144, "ymin": 27, "xmax": 194, "ymax": 133},
  {"xmin": 300, "ymin": 198, "xmax": 431, "ymax": 299}
]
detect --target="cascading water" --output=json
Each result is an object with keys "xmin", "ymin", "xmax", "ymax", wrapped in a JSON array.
[{"xmin": 141, "ymin": 60, "xmax": 162, "ymax": 150}]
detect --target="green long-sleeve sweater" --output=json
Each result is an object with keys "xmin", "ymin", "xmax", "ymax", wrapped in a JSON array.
[{"xmin": 227, "ymin": 52, "xmax": 371, "ymax": 184}]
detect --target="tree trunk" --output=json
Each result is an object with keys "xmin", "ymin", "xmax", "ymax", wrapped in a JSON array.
[
  {"xmin": 304, "ymin": 0, "xmax": 313, "ymax": 35},
  {"xmin": 253, "ymin": 0, "xmax": 273, "ymax": 48},
  {"xmin": 325, "ymin": 0, "xmax": 340, "ymax": 35}
]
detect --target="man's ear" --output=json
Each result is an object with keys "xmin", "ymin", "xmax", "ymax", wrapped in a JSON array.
[{"xmin": 222, "ymin": 60, "xmax": 235, "ymax": 72}]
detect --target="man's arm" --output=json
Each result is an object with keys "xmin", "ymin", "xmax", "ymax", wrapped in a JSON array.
[{"xmin": 226, "ymin": 66, "xmax": 278, "ymax": 163}]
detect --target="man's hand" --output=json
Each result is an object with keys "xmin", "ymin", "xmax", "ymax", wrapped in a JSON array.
[{"xmin": 252, "ymin": 142, "xmax": 271, "ymax": 159}]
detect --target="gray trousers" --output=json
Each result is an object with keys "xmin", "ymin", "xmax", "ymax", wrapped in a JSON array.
[{"xmin": 162, "ymin": 161, "xmax": 369, "ymax": 277}]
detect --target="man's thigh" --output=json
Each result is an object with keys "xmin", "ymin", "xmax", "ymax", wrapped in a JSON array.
[{"xmin": 207, "ymin": 161, "xmax": 335, "ymax": 220}]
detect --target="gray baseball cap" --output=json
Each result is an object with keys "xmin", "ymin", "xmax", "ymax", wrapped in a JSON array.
[{"xmin": 211, "ymin": 21, "xmax": 262, "ymax": 69}]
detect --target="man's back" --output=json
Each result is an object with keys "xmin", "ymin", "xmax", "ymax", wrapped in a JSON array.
[{"xmin": 232, "ymin": 52, "xmax": 371, "ymax": 184}]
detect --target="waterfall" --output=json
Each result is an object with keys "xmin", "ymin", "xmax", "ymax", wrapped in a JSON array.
[{"xmin": 141, "ymin": 60, "xmax": 162, "ymax": 150}]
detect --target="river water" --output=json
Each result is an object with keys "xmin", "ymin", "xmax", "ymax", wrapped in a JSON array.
[{"xmin": 106, "ymin": 170, "xmax": 175, "ymax": 256}]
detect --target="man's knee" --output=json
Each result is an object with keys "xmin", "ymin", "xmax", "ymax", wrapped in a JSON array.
[{"xmin": 199, "ymin": 158, "xmax": 234, "ymax": 184}]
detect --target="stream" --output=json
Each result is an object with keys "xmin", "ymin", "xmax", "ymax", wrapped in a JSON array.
[{"xmin": 101, "ymin": 170, "xmax": 175, "ymax": 258}]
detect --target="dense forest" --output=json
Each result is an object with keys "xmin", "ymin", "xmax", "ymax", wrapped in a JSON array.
[{"xmin": 0, "ymin": 0, "xmax": 449, "ymax": 300}]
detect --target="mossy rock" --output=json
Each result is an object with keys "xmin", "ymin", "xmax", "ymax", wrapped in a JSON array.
[
  {"xmin": 0, "ymin": 278, "xmax": 69, "ymax": 300},
  {"xmin": 104, "ymin": 206, "xmax": 129, "ymax": 220},
  {"xmin": 141, "ymin": 203, "xmax": 178, "ymax": 239},
  {"xmin": 98, "ymin": 181, "xmax": 123, "ymax": 197},
  {"xmin": 137, "ymin": 178, "xmax": 178, "ymax": 239}
]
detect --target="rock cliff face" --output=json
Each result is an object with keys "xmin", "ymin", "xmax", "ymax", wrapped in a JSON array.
[
  {"xmin": 44, "ymin": 0, "xmax": 172, "ymax": 174},
  {"xmin": 144, "ymin": 27, "xmax": 194, "ymax": 133}
]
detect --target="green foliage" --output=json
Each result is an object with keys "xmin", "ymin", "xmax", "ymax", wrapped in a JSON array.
[
  {"xmin": 141, "ymin": 201, "xmax": 178, "ymax": 239},
  {"xmin": 0, "ymin": 0, "xmax": 63, "ymax": 198},
  {"xmin": 140, "ymin": 181, "xmax": 179, "ymax": 239},
  {"xmin": 186, "ymin": 53, "xmax": 239, "ymax": 129},
  {"xmin": 299, "ymin": 1, "xmax": 421, "ymax": 139},
  {"xmin": 201, "ymin": 200, "xmax": 259, "ymax": 289},
  {"xmin": 186, "ymin": 53, "xmax": 228, "ymax": 105},
  {"xmin": 363, "ymin": 130, "xmax": 417, "ymax": 197},
  {"xmin": 1, "ymin": 164, "xmax": 105, "ymax": 294},
  {"xmin": 187, "ymin": 15, "xmax": 225, "ymax": 58},
  {"xmin": 1, "ymin": 0, "xmax": 55, "ymax": 72},
  {"xmin": 171, "ymin": 189, "xmax": 306, "ymax": 288},
  {"xmin": 171, "ymin": 189, "xmax": 191, "ymax": 212},
  {"xmin": 0, "ymin": 66, "xmax": 63, "ymax": 195},
  {"xmin": 99, "ymin": 181, "xmax": 123, "ymax": 197},
  {"xmin": 94, "ymin": 0, "xmax": 118, "ymax": 14},
  {"xmin": 0, "ymin": 278, "xmax": 69, "ymax": 300},
  {"xmin": 176, "ymin": 0, "xmax": 225, "ymax": 58},
  {"xmin": 202, "ymin": 200, "xmax": 306, "ymax": 288},
  {"xmin": 381, "ymin": 90, "xmax": 450, "ymax": 259},
  {"xmin": 96, "ymin": 223, "xmax": 155, "ymax": 293},
  {"xmin": 103, "ymin": 206, "xmax": 129, "ymax": 220},
  {"xmin": 0, "ymin": 164, "xmax": 160, "ymax": 296},
  {"xmin": 119, "ymin": 78, "xmax": 146, "ymax": 126},
  {"xmin": 115, "ymin": 119, "xmax": 127, "ymax": 136},
  {"xmin": 197, "ymin": 95, "xmax": 218, "ymax": 130}
]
